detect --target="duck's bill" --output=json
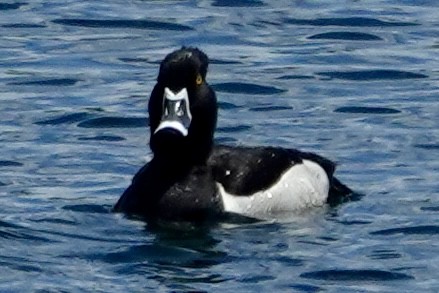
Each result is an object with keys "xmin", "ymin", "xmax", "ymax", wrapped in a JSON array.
[{"xmin": 154, "ymin": 87, "xmax": 192, "ymax": 137}]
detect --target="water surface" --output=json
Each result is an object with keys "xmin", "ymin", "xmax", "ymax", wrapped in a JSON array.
[{"xmin": 0, "ymin": 1, "xmax": 438, "ymax": 292}]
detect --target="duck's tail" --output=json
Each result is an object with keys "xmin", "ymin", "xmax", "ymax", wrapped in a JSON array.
[{"xmin": 327, "ymin": 176, "xmax": 353, "ymax": 206}]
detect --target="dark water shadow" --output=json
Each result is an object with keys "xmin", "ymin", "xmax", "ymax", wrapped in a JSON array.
[
  {"xmin": 86, "ymin": 224, "xmax": 232, "ymax": 284},
  {"xmin": 335, "ymin": 106, "xmax": 401, "ymax": 114},
  {"xmin": 90, "ymin": 245, "xmax": 175, "ymax": 273},
  {"xmin": 215, "ymin": 136, "xmax": 238, "ymax": 144},
  {"xmin": 300, "ymin": 269, "xmax": 413, "ymax": 281},
  {"xmin": 62, "ymin": 204, "xmax": 112, "ymax": 214},
  {"xmin": 33, "ymin": 226, "xmax": 128, "ymax": 244},
  {"xmin": 212, "ymin": 0, "xmax": 264, "ymax": 7},
  {"xmin": 0, "ymin": 220, "xmax": 52, "ymax": 243},
  {"xmin": 0, "ymin": 3, "xmax": 27, "ymax": 10},
  {"xmin": 367, "ymin": 249, "xmax": 402, "ymax": 260},
  {"xmin": 213, "ymin": 82, "xmax": 286, "ymax": 95},
  {"xmin": 308, "ymin": 32, "xmax": 382, "ymax": 41},
  {"xmin": 335, "ymin": 216, "xmax": 373, "ymax": 226},
  {"xmin": 249, "ymin": 105, "xmax": 293, "ymax": 112},
  {"xmin": 35, "ymin": 112, "xmax": 92, "ymax": 126},
  {"xmin": 52, "ymin": 18, "xmax": 193, "ymax": 31},
  {"xmin": 78, "ymin": 135, "xmax": 126, "ymax": 142},
  {"xmin": 0, "ymin": 256, "xmax": 44, "ymax": 273},
  {"xmin": 210, "ymin": 58, "xmax": 243, "ymax": 65},
  {"xmin": 218, "ymin": 101, "xmax": 242, "ymax": 110},
  {"xmin": 414, "ymin": 143, "xmax": 439, "ymax": 150},
  {"xmin": 289, "ymin": 283, "xmax": 322, "ymax": 293},
  {"xmin": 420, "ymin": 206, "xmax": 439, "ymax": 211},
  {"xmin": 118, "ymin": 57, "xmax": 150, "ymax": 64},
  {"xmin": 217, "ymin": 125, "xmax": 252, "ymax": 133},
  {"xmin": 370, "ymin": 225, "xmax": 439, "ymax": 236},
  {"xmin": 0, "ymin": 160, "xmax": 23, "ymax": 167},
  {"xmin": 318, "ymin": 70, "xmax": 428, "ymax": 80},
  {"xmin": 77, "ymin": 116, "xmax": 148, "ymax": 128},
  {"xmin": 2, "ymin": 23, "xmax": 46, "ymax": 28},
  {"xmin": 286, "ymin": 17, "xmax": 417, "ymax": 27},
  {"xmin": 113, "ymin": 215, "xmax": 282, "ymax": 281},
  {"xmin": 277, "ymin": 75, "xmax": 314, "ymax": 80},
  {"xmin": 9, "ymin": 78, "xmax": 80, "ymax": 86}
]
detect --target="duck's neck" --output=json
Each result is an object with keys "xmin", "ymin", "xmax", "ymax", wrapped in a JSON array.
[{"xmin": 153, "ymin": 145, "xmax": 212, "ymax": 174}]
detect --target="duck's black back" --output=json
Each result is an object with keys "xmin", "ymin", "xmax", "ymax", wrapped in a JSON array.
[
  {"xmin": 208, "ymin": 145, "xmax": 298, "ymax": 195},
  {"xmin": 208, "ymin": 145, "xmax": 351, "ymax": 202}
]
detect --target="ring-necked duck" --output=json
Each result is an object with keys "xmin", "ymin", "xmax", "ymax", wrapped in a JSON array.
[{"xmin": 114, "ymin": 47, "xmax": 352, "ymax": 222}]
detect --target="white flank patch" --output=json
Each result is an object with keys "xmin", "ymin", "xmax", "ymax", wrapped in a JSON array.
[{"xmin": 219, "ymin": 159, "xmax": 330, "ymax": 219}]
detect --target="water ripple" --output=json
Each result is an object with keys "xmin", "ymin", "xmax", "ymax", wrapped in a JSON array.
[
  {"xmin": 370, "ymin": 225, "xmax": 439, "ymax": 236},
  {"xmin": 217, "ymin": 125, "xmax": 252, "ymax": 133},
  {"xmin": 98, "ymin": 243, "xmax": 229, "ymax": 269},
  {"xmin": 118, "ymin": 57, "xmax": 150, "ymax": 64},
  {"xmin": 239, "ymin": 275, "xmax": 275, "ymax": 283},
  {"xmin": 35, "ymin": 112, "xmax": 91, "ymax": 126},
  {"xmin": 210, "ymin": 58, "xmax": 242, "ymax": 65},
  {"xmin": 2, "ymin": 23, "xmax": 46, "ymax": 28},
  {"xmin": 52, "ymin": 18, "xmax": 193, "ymax": 31},
  {"xmin": 62, "ymin": 204, "xmax": 111, "ymax": 214},
  {"xmin": 414, "ymin": 144, "xmax": 439, "ymax": 150},
  {"xmin": 318, "ymin": 70, "xmax": 428, "ymax": 80},
  {"xmin": 420, "ymin": 206, "xmax": 439, "ymax": 211},
  {"xmin": 1, "ymin": 1, "xmax": 437, "ymax": 291},
  {"xmin": 213, "ymin": 82, "xmax": 286, "ymax": 95},
  {"xmin": 249, "ymin": 105, "xmax": 292, "ymax": 112},
  {"xmin": 0, "ymin": 220, "xmax": 51, "ymax": 243},
  {"xmin": 78, "ymin": 135, "xmax": 125, "ymax": 142},
  {"xmin": 300, "ymin": 269, "xmax": 413, "ymax": 281},
  {"xmin": 9, "ymin": 78, "xmax": 80, "ymax": 86},
  {"xmin": 0, "ymin": 3, "xmax": 26, "ymax": 10},
  {"xmin": 77, "ymin": 116, "xmax": 148, "ymax": 128},
  {"xmin": 286, "ymin": 17, "xmax": 417, "ymax": 27},
  {"xmin": 212, "ymin": 0, "xmax": 264, "ymax": 7},
  {"xmin": 338, "ymin": 220, "xmax": 373, "ymax": 225},
  {"xmin": 368, "ymin": 249, "xmax": 402, "ymax": 260},
  {"xmin": 0, "ymin": 257, "xmax": 43, "ymax": 273},
  {"xmin": 335, "ymin": 106, "xmax": 401, "ymax": 114},
  {"xmin": 218, "ymin": 101, "xmax": 241, "ymax": 110},
  {"xmin": 276, "ymin": 75, "xmax": 314, "ymax": 80},
  {"xmin": 0, "ymin": 160, "xmax": 23, "ymax": 167},
  {"xmin": 289, "ymin": 283, "xmax": 322, "ymax": 293},
  {"xmin": 308, "ymin": 32, "xmax": 382, "ymax": 41}
]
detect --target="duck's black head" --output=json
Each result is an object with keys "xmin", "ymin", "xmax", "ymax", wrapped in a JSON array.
[{"xmin": 148, "ymin": 47, "xmax": 217, "ymax": 165}]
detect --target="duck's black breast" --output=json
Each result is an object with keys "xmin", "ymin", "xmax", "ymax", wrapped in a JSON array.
[
  {"xmin": 114, "ymin": 159, "xmax": 223, "ymax": 221},
  {"xmin": 157, "ymin": 165, "xmax": 223, "ymax": 221},
  {"xmin": 207, "ymin": 145, "xmax": 306, "ymax": 195}
]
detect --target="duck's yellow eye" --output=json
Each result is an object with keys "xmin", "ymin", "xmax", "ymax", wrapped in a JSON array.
[{"xmin": 195, "ymin": 74, "xmax": 203, "ymax": 85}]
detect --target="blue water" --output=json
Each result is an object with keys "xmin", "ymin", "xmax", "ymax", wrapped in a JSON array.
[{"xmin": 1, "ymin": 1, "xmax": 438, "ymax": 292}]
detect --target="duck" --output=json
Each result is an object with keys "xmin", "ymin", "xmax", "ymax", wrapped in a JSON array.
[{"xmin": 114, "ymin": 47, "xmax": 352, "ymax": 222}]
